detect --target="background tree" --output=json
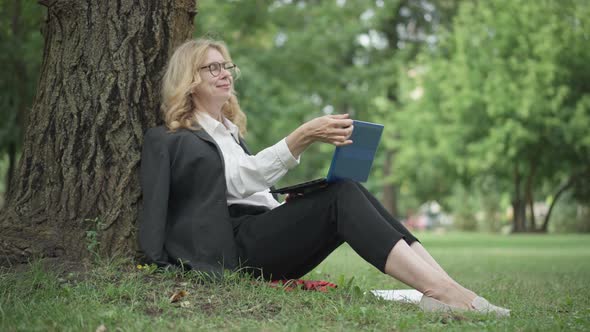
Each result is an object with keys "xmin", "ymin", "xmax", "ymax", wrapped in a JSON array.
[
  {"xmin": 0, "ymin": 0, "xmax": 197, "ymax": 265},
  {"xmin": 395, "ymin": 0, "xmax": 590, "ymax": 232},
  {"xmin": 359, "ymin": 0, "xmax": 462, "ymax": 215}
]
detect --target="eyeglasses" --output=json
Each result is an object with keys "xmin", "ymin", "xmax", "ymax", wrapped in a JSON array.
[{"xmin": 199, "ymin": 61, "xmax": 237, "ymax": 77}]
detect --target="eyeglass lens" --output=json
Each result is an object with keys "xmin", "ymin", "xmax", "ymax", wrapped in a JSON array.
[{"xmin": 209, "ymin": 62, "xmax": 235, "ymax": 76}]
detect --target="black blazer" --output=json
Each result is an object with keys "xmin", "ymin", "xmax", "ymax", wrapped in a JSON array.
[{"xmin": 139, "ymin": 126, "xmax": 238, "ymax": 275}]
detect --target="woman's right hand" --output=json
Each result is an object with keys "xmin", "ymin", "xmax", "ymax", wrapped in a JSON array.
[
  {"xmin": 302, "ymin": 114, "xmax": 354, "ymax": 146},
  {"xmin": 286, "ymin": 114, "xmax": 354, "ymax": 158}
]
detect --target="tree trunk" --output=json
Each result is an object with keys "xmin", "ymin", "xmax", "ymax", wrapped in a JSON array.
[
  {"xmin": 512, "ymin": 199, "xmax": 527, "ymax": 233},
  {"xmin": 525, "ymin": 162, "xmax": 537, "ymax": 231},
  {"xmin": 541, "ymin": 167, "xmax": 589, "ymax": 232},
  {"xmin": 0, "ymin": 0, "xmax": 197, "ymax": 265},
  {"xmin": 512, "ymin": 165, "xmax": 526, "ymax": 232},
  {"xmin": 381, "ymin": 150, "xmax": 399, "ymax": 217},
  {"xmin": 541, "ymin": 176, "xmax": 574, "ymax": 232}
]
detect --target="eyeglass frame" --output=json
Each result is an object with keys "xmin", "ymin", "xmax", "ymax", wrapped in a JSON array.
[{"xmin": 198, "ymin": 61, "xmax": 237, "ymax": 77}]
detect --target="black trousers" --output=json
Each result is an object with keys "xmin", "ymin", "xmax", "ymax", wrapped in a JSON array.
[{"xmin": 228, "ymin": 180, "xmax": 419, "ymax": 280}]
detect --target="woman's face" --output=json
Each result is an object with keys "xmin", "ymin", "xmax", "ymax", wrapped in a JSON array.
[{"xmin": 194, "ymin": 48, "xmax": 233, "ymax": 105}]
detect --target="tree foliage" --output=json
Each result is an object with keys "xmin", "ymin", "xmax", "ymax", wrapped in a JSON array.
[
  {"xmin": 0, "ymin": 0, "xmax": 43, "ymax": 192},
  {"xmin": 395, "ymin": 0, "xmax": 590, "ymax": 230}
]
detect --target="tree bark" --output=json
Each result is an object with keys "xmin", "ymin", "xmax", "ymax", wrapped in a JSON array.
[{"xmin": 0, "ymin": 0, "xmax": 197, "ymax": 265}]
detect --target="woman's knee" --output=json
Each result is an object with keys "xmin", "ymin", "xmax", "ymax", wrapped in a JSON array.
[
  {"xmin": 310, "ymin": 180, "xmax": 367, "ymax": 207},
  {"xmin": 328, "ymin": 180, "xmax": 365, "ymax": 199},
  {"xmin": 329, "ymin": 179, "xmax": 359, "ymax": 191}
]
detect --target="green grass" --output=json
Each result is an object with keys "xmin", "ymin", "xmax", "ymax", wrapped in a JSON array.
[{"xmin": 1, "ymin": 233, "xmax": 589, "ymax": 331}]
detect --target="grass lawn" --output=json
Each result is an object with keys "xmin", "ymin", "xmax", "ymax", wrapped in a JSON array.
[{"xmin": 1, "ymin": 232, "xmax": 589, "ymax": 331}]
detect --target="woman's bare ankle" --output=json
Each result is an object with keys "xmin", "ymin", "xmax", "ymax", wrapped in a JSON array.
[{"xmin": 423, "ymin": 279, "xmax": 476, "ymax": 309}]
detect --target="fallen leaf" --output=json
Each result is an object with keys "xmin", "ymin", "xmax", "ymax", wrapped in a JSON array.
[
  {"xmin": 169, "ymin": 290, "xmax": 188, "ymax": 303},
  {"xmin": 96, "ymin": 324, "xmax": 107, "ymax": 332}
]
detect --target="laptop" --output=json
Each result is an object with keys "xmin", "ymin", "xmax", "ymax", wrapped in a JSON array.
[{"xmin": 270, "ymin": 120, "xmax": 384, "ymax": 195}]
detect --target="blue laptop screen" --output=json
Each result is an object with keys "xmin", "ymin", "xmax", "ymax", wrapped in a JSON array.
[{"xmin": 326, "ymin": 120, "xmax": 384, "ymax": 182}]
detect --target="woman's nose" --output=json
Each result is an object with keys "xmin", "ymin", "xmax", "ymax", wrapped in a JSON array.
[{"xmin": 219, "ymin": 67, "xmax": 232, "ymax": 79}]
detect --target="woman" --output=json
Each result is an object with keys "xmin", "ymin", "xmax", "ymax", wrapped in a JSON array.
[{"xmin": 139, "ymin": 38, "xmax": 509, "ymax": 316}]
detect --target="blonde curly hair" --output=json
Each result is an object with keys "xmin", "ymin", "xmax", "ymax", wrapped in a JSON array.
[{"xmin": 160, "ymin": 38, "xmax": 247, "ymax": 136}]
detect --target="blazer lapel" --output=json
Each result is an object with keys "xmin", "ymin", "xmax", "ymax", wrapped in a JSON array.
[
  {"xmin": 193, "ymin": 130, "xmax": 280, "ymax": 200},
  {"xmin": 193, "ymin": 129, "xmax": 216, "ymax": 145},
  {"xmin": 191, "ymin": 129, "xmax": 226, "ymax": 169}
]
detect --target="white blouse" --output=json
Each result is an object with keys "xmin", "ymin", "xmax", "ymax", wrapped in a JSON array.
[{"xmin": 195, "ymin": 112, "xmax": 299, "ymax": 209}]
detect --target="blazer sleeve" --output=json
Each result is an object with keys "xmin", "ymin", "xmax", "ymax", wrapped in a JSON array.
[{"xmin": 138, "ymin": 129, "xmax": 171, "ymax": 266}]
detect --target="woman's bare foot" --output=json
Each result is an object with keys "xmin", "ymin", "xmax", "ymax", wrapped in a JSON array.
[{"xmin": 422, "ymin": 278, "xmax": 477, "ymax": 309}]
